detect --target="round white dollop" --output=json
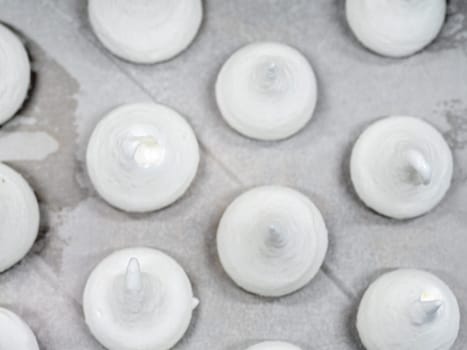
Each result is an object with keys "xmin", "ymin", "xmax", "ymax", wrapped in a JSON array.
[
  {"xmin": 0, "ymin": 308, "xmax": 39, "ymax": 350},
  {"xmin": 86, "ymin": 103, "xmax": 199, "ymax": 213},
  {"xmin": 357, "ymin": 269, "xmax": 460, "ymax": 350},
  {"xmin": 88, "ymin": 0, "xmax": 203, "ymax": 63},
  {"xmin": 83, "ymin": 247, "xmax": 198, "ymax": 350},
  {"xmin": 0, "ymin": 163, "xmax": 39, "ymax": 272},
  {"xmin": 215, "ymin": 42, "xmax": 317, "ymax": 141},
  {"xmin": 346, "ymin": 0, "xmax": 446, "ymax": 57},
  {"xmin": 246, "ymin": 341, "xmax": 302, "ymax": 350},
  {"xmin": 0, "ymin": 23, "xmax": 30, "ymax": 124},
  {"xmin": 350, "ymin": 116, "xmax": 452, "ymax": 219},
  {"xmin": 217, "ymin": 186, "xmax": 328, "ymax": 297}
]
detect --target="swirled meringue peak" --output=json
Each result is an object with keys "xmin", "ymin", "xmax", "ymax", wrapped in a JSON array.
[
  {"xmin": 217, "ymin": 186, "xmax": 328, "ymax": 297},
  {"xmin": 357, "ymin": 269, "xmax": 460, "ymax": 350},
  {"xmin": 215, "ymin": 42, "xmax": 317, "ymax": 141},
  {"xmin": 0, "ymin": 308, "xmax": 39, "ymax": 350},
  {"xmin": 246, "ymin": 341, "xmax": 302, "ymax": 350},
  {"xmin": 351, "ymin": 116, "xmax": 452, "ymax": 219},
  {"xmin": 346, "ymin": 0, "xmax": 446, "ymax": 57},
  {"xmin": 83, "ymin": 248, "xmax": 199, "ymax": 350},
  {"xmin": 0, "ymin": 23, "xmax": 30, "ymax": 124},
  {"xmin": 88, "ymin": 0, "xmax": 203, "ymax": 63},
  {"xmin": 0, "ymin": 163, "xmax": 39, "ymax": 273},
  {"xmin": 86, "ymin": 103, "xmax": 199, "ymax": 212}
]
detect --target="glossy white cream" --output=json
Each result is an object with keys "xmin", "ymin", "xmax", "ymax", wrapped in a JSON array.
[
  {"xmin": 351, "ymin": 116, "xmax": 452, "ymax": 219},
  {"xmin": 0, "ymin": 23, "xmax": 30, "ymax": 124},
  {"xmin": 357, "ymin": 269, "xmax": 460, "ymax": 350},
  {"xmin": 86, "ymin": 103, "xmax": 199, "ymax": 212},
  {"xmin": 246, "ymin": 341, "xmax": 302, "ymax": 350},
  {"xmin": 0, "ymin": 163, "xmax": 39, "ymax": 272},
  {"xmin": 346, "ymin": 0, "xmax": 446, "ymax": 57},
  {"xmin": 0, "ymin": 308, "xmax": 39, "ymax": 350},
  {"xmin": 217, "ymin": 186, "xmax": 328, "ymax": 297},
  {"xmin": 83, "ymin": 248, "xmax": 199, "ymax": 350},
  {"xmin": 88, "ymin": 0, "xmax": 203, "ymax": 63},
  {"xmin": 216, "ymin": 42, "xmax": 317, "ymax": 141}
]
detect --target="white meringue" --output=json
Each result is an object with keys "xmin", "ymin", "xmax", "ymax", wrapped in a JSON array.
[
  {"xmin": 0, "ymin": 308, "xmax": 39, "ymax": 350},
  {"xmin": 83, "ymin": 247, "xmax": 199, "ymax": 350},
  {"xmin": 88, "ymin": 0, "xmax": 203, "ymax": 64},
  {"xmin": 215, "ymin": 42, "xmax": 317, "ymax": 141},
  {"xmin": 346, "ymin": 0, "xmax": 446, "ymax": 57},
  {"xmin": 0, "ymin": 163, "xmax": 39, "ymax": 272},
  {"xmin": 217, "ymin": 186, "xmax": 328, "ymax": 297},
  {"xmin": 246, "ymin": 341, "xmax": 302, "ymax": 350},
  {"xmin": 350, "ymin": 116, "xmax": 452, "ymax": 219},
  {"xmin": 357, "ymin": 269, "xmax": 460, "ymax": 350},
  {"xmin": 0, "ymin": 23, "xmax": 30, "ymax": 124},
  {"xmin": 86, "ymin": 103, "xmax": 199, "ymax": 213}
]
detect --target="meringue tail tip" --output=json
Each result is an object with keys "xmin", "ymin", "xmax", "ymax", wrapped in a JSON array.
[
  {"xmin": 265, "ymin": 62, "xmax": 278, "ymax": 80},
  {"xmin": 267, "ymin": 224, "xmax": 285, "ymax": 248},
  {"xmin": 406, "ymin": 149, "xmax": 432, "ymax": 186},
  {"xmin": 410, "ymin": 292, "xmax": 443, "ymax": 325},
  {"xmin": 125, "ymin": 257, "xmax": 143, "ymax": 293},
  {"xmin": 133, "ymin": 136, "xmax": 163, "ymax": 168}
]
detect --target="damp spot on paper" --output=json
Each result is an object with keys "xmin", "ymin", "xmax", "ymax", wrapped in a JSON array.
[
  {"xmin": 0, "ymin": 131, "xmax": 58, "ymax": 161},
  {"xmin": 445, "ymin": 110, "xmax": 467, "ymax": 150},
  {"xmin": 6, "ymin": 116, "xmax": 37, "ymax": 126},
  {"xmin": 430, "ymin": 0, "xmax": 467, "ymax": 53},
  {"xmin": 437, "ymin": 100, "xmax": 467, "ymax": 150},
  {"xmin": 436, "ymin": 99, "xmax": 467, "ymax": 183},
  {"xmin": 1, "ymin": 40, "xmax": 88, "ymax": 210}
]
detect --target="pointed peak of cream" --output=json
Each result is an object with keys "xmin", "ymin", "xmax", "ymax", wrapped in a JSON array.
[
  {"xmin": 192, "ymin": 297, "xmax": 200, "ymax": 309},
  {"xmin": 406, "ymin": 149, "xmax": 432, "ymax": 186},
  {"xmin": 125, "ymin": 257, "xmax": 142, "ymax": 293},
  {"xmin": 133, "ymin": 136, "xmax": 164, "ymax": 168},
  {"xmin": 266, "ymin": 225, "xmax": 286, "ymax": 249},
  {"xmin": 410, "ymin": 293, "xmax": 443, "ymax": 325}
]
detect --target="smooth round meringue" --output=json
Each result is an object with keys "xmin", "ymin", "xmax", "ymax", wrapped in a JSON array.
[
  {"xmin": 346, "ymin": 0, "xmax": 446, "ymax": 57},
  {"xmin": 0, "ymin": 23, "xmax": 30, "ymax": 124},
  {"xmin": 0, "ymin": 308, "xmax": 39, "ymax": 350},
  {"xmin": 88, "ymin": 0, "xmax": 203, "ymax": 63},
  {"xmin": 83, "ymin": 247, "xmax": 199, "ymax": 350},
  {"xmin": 217, "ymin": 186, "xmax": 328, "ymax": 297},
  {"xmin": 0, "ymin": 163, "xmax": 39, "ymax": 272},
  {"xmin": 86, "ymin": 103, "xmax": 199, "ymax": 212},
  {"xmin": 357, "ymin": 269, "xmax": 460, "ymax": 350},
  {"xmin": 215, "ymin": 42, "xmax": 317, "ymax": 141},
  {"xmin": 246, "ymin": 341, "xmax": 302, "ymax": 350},
  {"xmin": 350, "ymin": 116, "xmax": 453, "ymax": 219}
]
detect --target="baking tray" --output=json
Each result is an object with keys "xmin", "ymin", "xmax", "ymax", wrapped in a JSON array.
[{"xmin": 0, "ymin": 0, "xmax": 466, "ymax": 349}]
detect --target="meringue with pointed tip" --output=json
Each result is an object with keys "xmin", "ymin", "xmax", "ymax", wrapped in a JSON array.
[
  {"xmin": 0, "ymin": 23, "xmax": 30, "ymax": 124},
  {"xmin": 246, "ymin": 341, "xmax": 302, "ymax": 350},
  {"xmin": 357, "ymin": 269, "xmax": 460, "ymax": 350},
  {"xmin": 0, "ymin": 308, "xmax": 39, "ymax": 350},
  {"xmin": 351, "ymin": 116, "xmax": 452, "ymax": 219},
  {"xmin": 216, "ymin": 42, "xmax": 317, "ymax": 141},
  {"xmin": 83, "ymin": 248, "xmax": 199, "ymax": 350},
  {"xmin": 0, "ymin": 163, "xmax": 39, "ymax": 272},
  {"xmin": 86, "ymin": 103, "xmax": 199, "ymax": 212},
  {"xmin": 217, "ymin": 186, "xmax": 328, "ymax": 297},
  {"xmin": 88, "ymin": 0, "xmax": 203, "ymax": 63},
  {"xmin": 346, "ymin": 0, "xmax": 446, "ymax": 57}
]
